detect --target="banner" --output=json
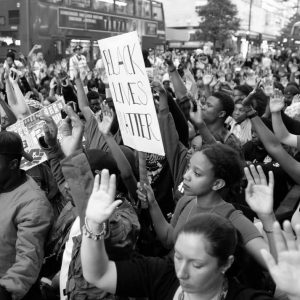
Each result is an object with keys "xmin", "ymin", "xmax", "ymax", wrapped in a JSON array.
[
  {"xmin": 98, "ymin": 31, "xmax": 164, "ymax": 155},
  {"xmin": 7, "ymin": 100, "xmax": 65, "ymax": 170}
]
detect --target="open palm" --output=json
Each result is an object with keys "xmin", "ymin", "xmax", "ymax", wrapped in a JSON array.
[
  {"xmin": 86, "ymin": 170, "xmax": 122, "ymax": 224},
  {"xmin": 261, "ymin": 221, "xmax": 300, "ymax": 299},
  {"xmin": 244, "ymin": 165, "xmax": 274, "ymax": 215},
  {"xmin": 96, "ymin": 104, "xmax": 113, "ymax": 136},
  {"xmin": 270, "ymin": 89, "xmax": 285, "ymax": 113},
  {"xmin": 267, "ymin": 251, "xmax": 300, "ymax": 296},
  {"xmin": 60, "ymin": 105, "xmax": 84, "ymax": 157}
]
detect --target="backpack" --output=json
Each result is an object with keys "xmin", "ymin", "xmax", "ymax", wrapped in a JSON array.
[{"xmin": 65, "ymin": 198, "xmax": 140, "ymax": 300}]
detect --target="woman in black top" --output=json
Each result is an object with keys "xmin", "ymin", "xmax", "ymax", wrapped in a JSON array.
[{"xmin": 81, "ymin": 170, "xmax": 273, "ymax": 300}]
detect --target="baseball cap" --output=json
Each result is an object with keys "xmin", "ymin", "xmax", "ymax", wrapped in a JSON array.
[
  {"xmin": 0, "ymin": 131, "xmax": 33, "ymax": 161},
  {"xmin": 73, "ymin": 45, "xmax": 83, "ymax": 51}
]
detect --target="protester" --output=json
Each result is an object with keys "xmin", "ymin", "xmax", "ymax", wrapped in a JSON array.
[
  {"xmin": 80, "ymin": 171, "xmax": 273, "ymax": 300},
  {"xmin": 0, "ymin": 131, "xmax": 53, "ymax": 300},
  {"xmin": 2, "ymin": 31, "xmax": 300, "ymax": 300}
]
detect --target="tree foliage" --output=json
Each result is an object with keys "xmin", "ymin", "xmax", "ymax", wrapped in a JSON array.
[
  {"xmin": 279, "ymin": 13, "xmax": 300, "ymax": 41},
  {"xmin": 197, "ymin": 0, "xmax": 240, "ymax": 47}
]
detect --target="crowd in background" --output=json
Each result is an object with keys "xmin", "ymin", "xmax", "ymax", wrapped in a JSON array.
[{"xmin": 1, "ymin": 41, "xmax": 300, "ymax": 300}]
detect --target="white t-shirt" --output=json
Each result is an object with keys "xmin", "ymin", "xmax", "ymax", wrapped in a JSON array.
[
  {"xmin": 69, "ymin": 54, "xmax": 88, "ymax": 80},
  {"xmin": 59, "ymin": 217, "xmax": 81, "ymax": 300}
]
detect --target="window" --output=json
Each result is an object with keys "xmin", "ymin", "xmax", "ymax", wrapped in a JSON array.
[
  {"xmin": 8, "ymin": 10, "xmax": 19, "ymax": 25},
  {"xmin": 92, "ymin": 0, "xmax": 114, "ymax": 13},
  {"xmin": 0, "ymin": 16, "xmax": 5, "ymax": 25},
  {"xmin": 115, "ymin": 0, "xmax": 134, "ymax": 15},
  {"xmin": 66, "ymin": 0, "xmax": 91, "ymax": 8},
  {"xmin": 135, "ymin": 0, "xmax": 151, "ymax": 18},
  {"xmin": 39, "ymin": 0, "xmax": 63, "ymax": 3},
  {"xmin": 152, "ymin": 1, "xmax": 163, "ymax": 20}
]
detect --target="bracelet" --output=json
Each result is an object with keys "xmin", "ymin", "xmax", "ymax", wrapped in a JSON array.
[
  {"xmin": 263, "ymin": 227, "xmax": 273, "ymax": 234},
  {"xmin": 83, "ymin": 217, "xmax": 107, "ymax": 240},
  {"xmin": 169, "ymin": 67, "xmax": 176, "ymax": 73}
]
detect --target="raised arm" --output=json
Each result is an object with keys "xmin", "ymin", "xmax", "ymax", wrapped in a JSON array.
[
  {"xmin": 95, "ymin": 104, "xmax": 138, "ymax": 202},
  {"xmin": 249, "ymin": 113, "xmax": 300, "ymax": 184},
  {"xmin": 261, "ymin": 221, "xmax": 300, "ymax": 300},
  {"xmin": 189, "ymin": 101, "xmax": 217, "ymax": 145},
  {"xmin": 270, "ymin": 89, "xmax": 297, "ymax": 148},
  {"xmin": 28, "ymin": 44, "xmax": 42, "ymax": 60},
  {"xmin": 137, "ymin": 183, "xmax": 174, "ymax": 249},
  {"xmin": 0, "ymin": 96, "xmax": 17, "ymax": 129},
  {"xmin": 164, "ymin": 52, "xmax": 187, "ymax": 99},
  {"xmin": 39, "ymin": 114, "xmax": 68, "ymax": 198},
  {"xmin": 8, "ymin": 68, "xmax": 31, "ymax": 118},
  {"xmin": 244, "ymin": 165, "xmax": 277, "ymax": 262},
  {"xmin": 74, "ymin": 68, "xmax": 93, "ymax": 120},
  {"xmin": 155, "ymin": 82, "xmax": 188, "ymax": 189},
  {"xmin": 81, "ymin": 171, "xmax": 121, "ymax": 292}
]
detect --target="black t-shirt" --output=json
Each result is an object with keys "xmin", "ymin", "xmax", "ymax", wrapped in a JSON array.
[
  {"xmin": 115, "ymin": 256, "xmax": 273, "ymax": 300},
  {"xmin": 116, "ymin": 256, "xmax": 178, "ymax": 300}
]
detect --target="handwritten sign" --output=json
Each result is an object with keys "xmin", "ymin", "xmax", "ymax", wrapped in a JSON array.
[
  {"xmin": 98, "ymin": 31, "xmax": 164, "ymax": 155},
  {"xmin": 7, "ymin": 100, "xmax": 65, "ymax": 170}
]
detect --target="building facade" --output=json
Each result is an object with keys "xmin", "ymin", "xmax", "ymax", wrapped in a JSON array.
[{"xmin": 163, "ymin": 0, "xmax": 298, "ymax": 49}]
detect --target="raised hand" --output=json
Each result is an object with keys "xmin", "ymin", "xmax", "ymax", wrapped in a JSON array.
[
  {"xmin": 86, "ymin": 171, "xmax": 122, "ymax": 225},
  {"xmin": 242, "ymin": 80, "xmax": 261, "ymax": 106},
  {"xmin": 262, "ymin": 77, "xmax": 274, "ymax": 97},
  {"xmin": 95, "ymin": 104, "xmax": 113, "ymax": 136},
  {"xmin": 9, "ymin": 68, "xmax": 20, "ymax": 83},
  {"xmin": 50, "ymin": 77, "xmax": 57, "ymax": 90},
  {"xmin": 137, "ymin": 182, "xmax": 156, "ymax": 206},
  {"xmin": 60, "ymin": 105, "xmax": 84, "ymax": 157},
  {"xmin": 189, "ymin": 100, "xmax": 204, "ymax": 127},
  {"xmin": 40, "ymin": 114, "xmax": 58, "ymax": 147},
  {"xmin": 33, "ymin": 44, "xmax": 42, "ymax": 51},
  {"xmin": 244, "ymin": 165, "xmax": 274, "ymax": 216},
  {"xmin": 261, "ymin": 221, "xmax": 300, "ymax": 300},
  {"xmin": 164, "ymin": 51, "xmax": 174, "ymax": 67},
  {"xmin": 270, "ymin": 89, "xmax": 285, "ymax": 113},
  {"xmin": 203, "ymin": 66, "xmax": 213, "ymax": 86}
]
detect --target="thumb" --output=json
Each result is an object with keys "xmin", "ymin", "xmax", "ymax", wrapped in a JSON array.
[{"xmin": 109, "ymin": 200, "xmax": 123, "ymax": 214}]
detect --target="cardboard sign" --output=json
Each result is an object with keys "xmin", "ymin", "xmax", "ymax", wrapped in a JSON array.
[
  {"xmin": 7, "ymin": 100, "xmax": 65, "ymax": 170},
  {"xmin": 98, "ymin": 31, "xmax": 164, "ymax": 156}
]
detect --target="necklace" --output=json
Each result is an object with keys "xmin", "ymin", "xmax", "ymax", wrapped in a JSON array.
[{"xmin": 178, "ymin": 277, "xmax": 228, "ymax": 300}]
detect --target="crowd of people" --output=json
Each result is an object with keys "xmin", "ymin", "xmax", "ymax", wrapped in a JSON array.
[{"xmin": 1, "ymin": 41, "xmax": 300, "ymax": 300}]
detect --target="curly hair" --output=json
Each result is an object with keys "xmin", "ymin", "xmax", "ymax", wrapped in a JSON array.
[
  {"xmin": 212, "ymin": 92, "xmax": 234, "ymax": 119},
  {"xmin": 201, "ymin": 143, "xmax": 243, "ymax": 193}
]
